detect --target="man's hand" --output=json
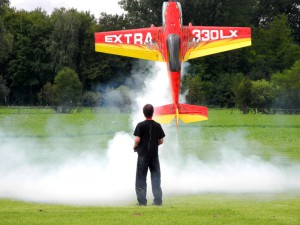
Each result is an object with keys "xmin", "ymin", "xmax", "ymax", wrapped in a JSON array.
[
  {"xmin": 158, "ymin": 138, "xmax": 164, "ymax": 145},
  {"xmin": 133, "ymin": 136, "xmax": 140, "ymax": 151}
]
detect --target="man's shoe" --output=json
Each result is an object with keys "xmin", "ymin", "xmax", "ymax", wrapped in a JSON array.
[
  {"xmin": 152, "ymin": 202, "xmax": 162, "ymax": 206},
  {"xmin": 136, "ymin": 202, "xmax": 146, "ymax": 206}
]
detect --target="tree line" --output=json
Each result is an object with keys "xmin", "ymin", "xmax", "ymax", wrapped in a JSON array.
[{"xmin": 0, "ymin": 0, "xmax": 300, "ymax": 113}]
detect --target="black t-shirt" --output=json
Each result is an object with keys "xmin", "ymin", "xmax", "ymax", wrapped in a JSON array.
[{"xmin": 133, "ymin": 120, "xmax": 165, "ymax": 157}]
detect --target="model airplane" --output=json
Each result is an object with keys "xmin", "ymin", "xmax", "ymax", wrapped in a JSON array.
[{"xmin": 95, "ymin": 0, "xmax": 251, "ymax": 126}]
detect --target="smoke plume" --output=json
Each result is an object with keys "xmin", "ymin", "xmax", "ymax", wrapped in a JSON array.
[{"xmin": 0, "ymin": 61, "xmax": 299, "ymax": 205}]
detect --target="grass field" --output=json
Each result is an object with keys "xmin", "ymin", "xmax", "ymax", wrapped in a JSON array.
[
  {"xmin": 1, "ymin": 194, "xmax": 300, "ymax": 225},
  {"xmin": 0, "ymin": 107, "xmax": 299, "ymax": 225}
]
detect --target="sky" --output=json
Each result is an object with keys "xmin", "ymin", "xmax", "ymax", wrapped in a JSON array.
[{"xmin": 9, "ymin": 0, "xmax": 125, "ymax": 17}]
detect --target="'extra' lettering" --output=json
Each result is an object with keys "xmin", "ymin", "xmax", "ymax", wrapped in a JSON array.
[
  {"xmin": 105, "ymin": 32, "xmax": 153, "ymax": 44},
  {"xmin": 192, "ymin": 29, "xmax": 238, "ymax": 42}
]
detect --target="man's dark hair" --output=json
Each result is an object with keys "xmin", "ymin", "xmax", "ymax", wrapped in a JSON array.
[{"xmin": 143, "ymin": 104, "xmax": 154, "ymax": 118}]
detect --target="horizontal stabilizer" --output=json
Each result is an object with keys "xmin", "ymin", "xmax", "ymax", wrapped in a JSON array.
[
  {"xmin": 153, "ymin": 104, "xmax": 176, "ymax": 124},
  {"xmin": 178, "ymin": 104, "xmax": 208, "ymax": 123},
  {"xmin": 153, "ymin": 103, "xmax": 208, "ymax": 124}
]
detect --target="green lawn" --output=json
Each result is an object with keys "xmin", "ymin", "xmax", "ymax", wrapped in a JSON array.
[
  {"xmin": 178, "ymin": 109, "xmax": 300, "ymax": 161},
  {"xmin": 0, "ymin": 107, "xmax": 299, "ymax": 225},
  {"xmin": 1, "ymin": 194, "xmax": 299, "ymax": 225}
]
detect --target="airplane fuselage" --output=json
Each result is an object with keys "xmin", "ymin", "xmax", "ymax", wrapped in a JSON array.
[{"xmin": 162, "ymin": 1, "xmax": 183, "ymax": 109}]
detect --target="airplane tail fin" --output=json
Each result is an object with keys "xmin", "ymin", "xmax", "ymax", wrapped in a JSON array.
[{"xmin": 153, "ymin": 103, "xmax": 208, "ymax": 126}]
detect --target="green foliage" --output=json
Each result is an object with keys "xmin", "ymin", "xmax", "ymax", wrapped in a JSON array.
[
  {"xmin": 182, "ymin": 0, "xmax": 257, "ymax": 26},
  {"xmin": 119, "ymin": 0, "xmax": 162, "ymax": 27},
  {"xmin": 0, "ymin": 21, "xmax": 13, "ymax": 63},
  {"xmin": 250, "ymin": 79, "xmax": 275, "ymax": 113},
  {"xmin": 53, "ymin": 67, "xmax": 82, "ymax": 113},
  {"xmin": 38, "ymin": 67, "xmax": 83, "ymax": 112},
  {"xmin": 0, "ymin": 0, "xmax": 9, "ymax": 14},
  {"xmin": 98, "ymin": 13, "xmax": 129, "ymax": 30},
  {"xmin": 252, "ymin": 0, "xmax": 300, "ymax": 44},
  {"xmin": 210, "ymin": 73, "xmax": 244, "ymax": 107},
  {"xmin": 272, "ymin": 60, "xmax": 300, "ymax": 110},
  {"xmin": 0, "ymin": 75, "xmax": 9, "ymax": 105},
  {"xmin": 233, "ymin": 78, "xmax": 276, "ymax": 114},
  {"xmin": 48, "ymin": 8, "xmax": 83, "ymax": 73},
  {"xmin": 251, "ymin": 15, "xmax": 300, "ymax": 79},
  {"xmin": 82, "ymin": 91, "xmax": 102, "ymax": 107},
  {"xmin": 181, "ymin": 73, "xmax": 206, "ymax": 105},
  {"xmin": 0, "ymin": 0, "xmax": 13, "ymax": 63},
  {"xmin": 3, "ymin": 9, "xmax": 52, "ymax": 104},
  {"xmin": 232, "ymin": 78, "xmax": 252, "ymax": 113},
  {"xmin": 38, "ymin": 82, "xmax": 56, "ymax": 106}
]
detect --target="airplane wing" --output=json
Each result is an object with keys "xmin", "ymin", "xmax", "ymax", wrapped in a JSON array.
[
  {"xmin": 182, "ymin": 26, "xmax": 251, "ymax": 61},
  {"xmin": 95, "ymin": 27, "xmax": 165, "ymax": 62}
]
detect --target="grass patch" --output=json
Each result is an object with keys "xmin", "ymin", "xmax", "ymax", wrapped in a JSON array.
[
  {"xmin": 178, "ymin": 109, "xmax": 300, "ymax": 161},
  {"xmin": 1, "ymin": 194, "xmax": 299, "ymax": 225}
]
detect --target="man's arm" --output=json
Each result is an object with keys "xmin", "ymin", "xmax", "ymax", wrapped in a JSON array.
[
  {"xmin": 133, "ymin": 136, "xmax": 140, "ymax": 149},
  {"xmin": 158, "ymin": 138, "xmax": 164, "ymax": 145}
]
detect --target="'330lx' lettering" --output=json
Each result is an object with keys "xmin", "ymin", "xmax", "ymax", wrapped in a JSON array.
[{"xmin": 192, "ymin": 29, "xmax": 238, "ymax": 42}]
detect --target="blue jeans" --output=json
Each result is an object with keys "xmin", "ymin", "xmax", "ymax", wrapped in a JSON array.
[{"xmin": 135, "ymin": 156, "xmax": 162, "ymax": 205}]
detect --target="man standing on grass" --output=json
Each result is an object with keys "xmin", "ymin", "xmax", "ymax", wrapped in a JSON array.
[{"xmin": 133, "ymin": 104, "xmax": 165, "ymax": 206}]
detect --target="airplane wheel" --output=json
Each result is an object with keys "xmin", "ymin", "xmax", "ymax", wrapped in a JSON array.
[{"xmin": 167, "ymin": 34, "xmax": 181, "ymax": 72}]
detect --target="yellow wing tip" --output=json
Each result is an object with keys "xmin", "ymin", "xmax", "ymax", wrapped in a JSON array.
[
  {"xmin": 95, "ymin": 43, "xmax": 165, "ymax": 62},
  {"xmin": 183, "ymin": 38, "xmax": 252, "ymax": 61}
]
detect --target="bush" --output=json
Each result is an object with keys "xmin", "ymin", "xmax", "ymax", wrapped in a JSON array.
[{"xmin": 39, "ymin": 67, "xmax": 82, "ymax": 113}]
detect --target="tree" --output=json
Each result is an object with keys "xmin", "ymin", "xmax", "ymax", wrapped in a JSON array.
[
  {"xmin": 3, "ymin": 9, "xmax": 52, "ymax": 104},
  {"xmin": 213, "ymin": 73, "xmax": 245, "ymax": 108},
  {"xmin": 181, "ymin": 73, "xmax": 206, "ymax": 105},
  {"xmin": 0, "ymin": 0, "xmax": 9, "ymax": 14},
  {"xmin": 38, "ymin": 82, "xmax": 56, "ymax": 106},
  {"xmin": 232, "ymin": 78, "xmax": 252, "ymax": 114},
  {"xmin": 184, "ymin": 0, "xmax": 256, "ymax": 26},
  {"xmin": 0, "ymin": 75, "xmax": 10, "ymax": 105},
  {"xmin": 250, "ymin": 15, "xmax": 300, "ymax": 79},
  {"xmin": 272, "ymin": 60, "xmax": 300, "ymax": 111},
  {"xmin": 287, "ymin": 1, "xmax": 300, "ymax": 44},
  {"xmin": 98, "ymin": 13, "xmax": 129, "ymax": 30},
  {"xmin": 0, "ymin": 0, "xmax": 13, "ymax": 64},
  {"xmin": 91, "ymin": 13, "xmax": 133, "ymax": 86},
  {"xmin": 119, "ymin": 0, "xmax": 162, "ymax": 27},
  {"xmin": 252, "ymin": 0, "xmax": 300, "ymax": 44},
  {"xmin": 250, "ymin": 79, "xmax": 275, "ymax": 113},
  {"xmin": 0, "ymin": 22, "xmax": 13, "ymax": 63},
  {"xmin": 48, "ymin": 8, "xmax": 82, "ymax": 73},
  {"xmin": 53, "ymin": 67, "xmax": 82, "ymax": 113},
  {"xmin": 82, "ymin": 91, "xmax": 101, "ymax": 107}
]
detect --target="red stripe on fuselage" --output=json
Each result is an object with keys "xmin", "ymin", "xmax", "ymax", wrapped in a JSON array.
[{"xmin": 163, "ymin": 2, "xmax": 182, "ymax": 107}]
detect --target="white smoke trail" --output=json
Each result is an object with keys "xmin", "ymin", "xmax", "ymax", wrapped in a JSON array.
[
  {"xmin": 130, "ymin": 61, "xmax": 171, "ymax": 127},
  {"xmin": 0, "ymin": 132, "xmax": 136, "ymax": 205},
  {"xmin": 0, "ymin": 61, "xmax": 300, "ymax": 206}
]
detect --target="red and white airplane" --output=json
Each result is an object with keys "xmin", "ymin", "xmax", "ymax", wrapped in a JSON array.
[{"xmin": 95, "ymin": 0, "xmax": 251, "ymax": 126}]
